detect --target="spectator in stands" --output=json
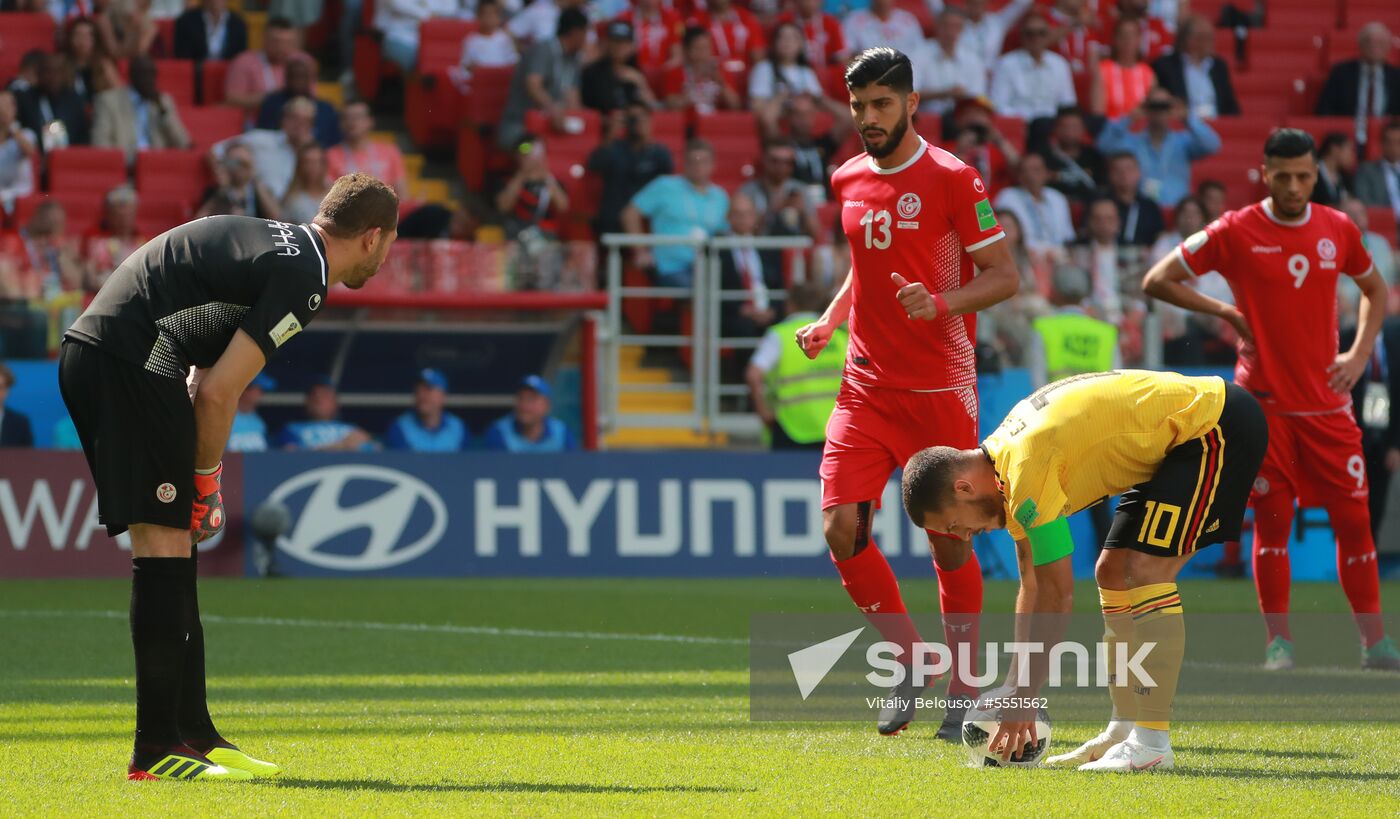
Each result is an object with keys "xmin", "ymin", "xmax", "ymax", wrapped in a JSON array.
[
  {"xmin": 739, "ymin": 138, "xmax": 817, "ymax": 239},
  {"xmin": 256, "ymin": 57, "xmax": 341, "ymax": 147},
  {"xmin": 717, "ymin": 192, "xmax": 782, "ymax": 348},
  {"xmin": 785, "ymin": 0, "xmax": 848, "ymax": 67},
  {"xmin": 6, "ymin": 50, "xmax": 46, "ymax": 96},
  {"xmin": 1197, "ymin": 178, "xmax": 1227, "ymax": 222},
  {"xmin": 1027, "ymin": 264, "xmax": 1120, "ymax": 389},
  {"xmin": 385, "ymin": 368, "xmax": 470, "ymax": 452},
  {"xmin": 617, "ymin": 0, "xmax": 684, "ymax": 72},
  {"xmin": 497, "ymin": 136, "xmax": 568, "ymax": 240},
  {"xmin": 212, "ymin": 96, "xmax": 317, "ymax": 200},
  {"xmin": 1355, "ymin": 120, "xmax": 1400, "ymax": 226},
  {"xmin": 663, "ymin": 27, "xmax": 741, "ymax": 115},
  {"xmin": 981, "ymin": 208, "xmax": 1053, "ymax": 365},
  {"xmin": 64, "ymin": 18, "xmax": 116, "ymax": 103},
  {"xmin": 587, "ymin": 103, "xmax": 673, "ymax": 236},
  {"xmin": 225, "ymin": 17, "xmax": 311, "ymax": 117},
  {"xmin": 699, "ymin": 0, "xmax": 767, "ymax": 69},
  {"xmin": 622, "ymin": 138, "xmax": 730, "ymax": 288},
  {"xmin": 1150, "ymin": 194, "xmax": 1205, "ymax": 264},
  {"xmin": 1342, "ymin": 314, "xmax": 1400, "ymax": 542},
  {"xmin": 580, "ymin": 20, "xmax": 656, "ymax": 114},
  {"xmin": 787, "ymin": 93, "xmax": 846, "ymax": 192},
  {"xmin": 326, "ymin": 101, "xmax": 410, "ymax": 201},
  {"xmin": 227, "ymin": 373, "xmax": 274, "ymax": 452},
  {"xmin": 1103, "ymin": 150, "xmax": 1163, "ymax": 245},
  {"xmin": 746, "ymin": 281, "xmax": 842, "ymax": 450},
  {"xmin": 197, "ymin": 142, "xmax": 280, "ymax": 218},
  {"xmin": 918, "ymin": 8, "xmax": 987, "ymax": 118},
  {"xmin": 1313, "ymin": 132, "xmax": 1357, "ymax": 207},
  {"xmin": 483, "ymin": 374, "xmax": 577, "ymax": 452},
  {"xmin": 174, "ymin": 0, "xmax": 249, "ymax": 62},
  {"xmin": 376, "ymin": 0, "xmax": 468, "ymax": 71},
  {"xmin": 1046, "ymin": 0, "xmax": 1101, "ymax": 81},
  {"xmin": 1091, "ymin": 18, "xmax": 1155, "ymax": 119},
  {"xmin": 498, "ymin": 7, "xmax": 588, "ymax": 149},
  {"xmin": 1147, "ymin": 193, "xmax": 1234, "ymax": 365},
  {"xmin": 281, "ymin": 143, "xmax": 330, "ymax": 223},
  {"xmin": 993, "ymin": 153, "xmax": 1076, "ymax": 252},
  {"xmin": 944, "ymin": 98, "xmax": 1021, "ymax": 195},
  {"xmin": 1038, "ymin": 105, "xmax": 1104, "ymax": 203},
  {"xmin": 92, "ymin": 56, "xmax": 191, "ymax": 162},
  {"xmin": 750, "ymin": 22, "xmax": 842, "ymax": 139},
  {"xmin": 7, "ymin": 199, "xmax": 86, "ymax": 298},
  {"xmin": 1316, "ymin": 22, "xmax": 1400, "ymax": 119},
  {"xmin": 0, "ymin": 90, "xmax": 37, "ymax": 217},
  {"xmin": 989, "ymin": 15, "xmax": 1078, "ymax": 122},
  {"xmin": 17, "ymin": 54, "xmax": 90, "ymax": 149},
  {"xmin": 842, "ymin": 0, "xmax": 923, "ymax": 62},
  {"xmin": 279, "ymin": 377, "xmax": 377, "ymax": 451},
  {"xmin": 458, "ymin": 0, "xmax": 518, "ymax": 75},
  {"xmin": 97, "ymin": 0, "xmax": 159, "ymax": 59},
  {"xmin": 1068, "ymin": 196, "xmax": 1131, "ymax": 322},
  {"xmin": 1152, "ymin": 14, "xmax": 1239, "ymax": 119},
  {"xmin": 508, "ymin": 0, "xmax": 585, "ymax": 47},
  {"xmin": 1108, "ymin": 0, "xmax": 1170, "ymax": 63},
  {"xmin": 1342, "ymin": 197, "xmax": 1397, "ymax": 285},
  {"xmin": 0, "ymin": 362, "xmax": 34, "ymax": 448},
  {"xmin": 959, "ymin": 0, "xmax": 1035, "ymax": 69},
  {"xmin": 84, "ymin": 184, "xmax": 145, "ymax": 289},
  {"xmin": 1096, "ymin": 88, "xmax": 1219, "ymax": 206}
]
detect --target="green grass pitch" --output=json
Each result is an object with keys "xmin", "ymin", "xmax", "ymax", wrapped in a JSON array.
[{"xmin": 2, "ymin": 577, "xmax": 1397, "ymax": 816}]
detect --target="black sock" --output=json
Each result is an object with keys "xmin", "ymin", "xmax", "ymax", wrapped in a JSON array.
[
  {"xmin": 177, "ymin": 552, "xmax": 224, "ymax": 751},
  {"xmin": 130, "ymin": 557, "xmax": 188, "ymax": 760}
]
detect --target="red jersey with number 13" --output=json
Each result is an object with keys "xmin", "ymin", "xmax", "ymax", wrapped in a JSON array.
[
  {"xmin": 833, "ymin": 137, "xmax": 1005, "ymax": 391},
  {"xmin": 1176, "ymin": 200, "xmax": 1375, "ymax": 414}
]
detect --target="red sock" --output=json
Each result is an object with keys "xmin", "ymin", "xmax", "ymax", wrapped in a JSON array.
[
  {"xmin": 1327, "ymin": 499, "xmax": 1384, "ymax": 647},
  {"xmin": 1222, "ymin": 540, "xmax": 1241, "ymax": 564},
  {"xmin": 1251, "ymin": 492, "xmax": 1294, "ymax": 642},
  {"xmin": 832, "ymin": 542, "xmax": 923, "ymax": 666},
  {"xmin": 933, "ymin": 548, "xmax": 983, "ymax": 699}
]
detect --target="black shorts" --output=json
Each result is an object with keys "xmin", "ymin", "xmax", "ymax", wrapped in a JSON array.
[
  {"xmin": 58, "ymin": 340, "xmax": 194, "ymax": 537},
  {"xmin": 1104, "ymin": 383, "xmax": 1268, "ymax": 557}
]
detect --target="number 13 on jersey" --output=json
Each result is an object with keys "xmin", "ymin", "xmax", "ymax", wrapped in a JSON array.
[{"xmin": 860, "ymin": 209, "xmax": 891, "ymax": 250}]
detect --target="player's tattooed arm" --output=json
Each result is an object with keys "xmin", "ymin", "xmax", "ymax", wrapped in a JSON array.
[{"xmin": 1143, "ymin": 251, "xmax": 1255, "ymax": 346}]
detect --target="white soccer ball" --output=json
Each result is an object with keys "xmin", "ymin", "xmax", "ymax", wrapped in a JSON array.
[{"xmin": 961, "ymin": 698, "xmax": 1053, "ymax": 768}]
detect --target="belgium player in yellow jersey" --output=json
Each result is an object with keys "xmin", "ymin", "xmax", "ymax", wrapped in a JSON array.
[{"xmin": 901, "ymin": 370, "xmax": 1268, "ymax": 772}]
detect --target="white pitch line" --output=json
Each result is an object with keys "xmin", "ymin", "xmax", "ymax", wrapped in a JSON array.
[{"xmin": 0, "ymin": 609, "xmax": 749, "ymax": 646}]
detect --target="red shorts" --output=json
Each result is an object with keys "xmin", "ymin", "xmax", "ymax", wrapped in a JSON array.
[
  {"xmin": 819, "ymin": 380, "xmax": 979, "ymax": 510},
  {"xmin": 1251, "ymin": 409, "xmax": 1369, "ymax": 508}
]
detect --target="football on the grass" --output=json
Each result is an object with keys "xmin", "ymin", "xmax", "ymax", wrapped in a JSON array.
[{"xmin": 962, "ymin": 699, "xmax": 1053, "ymax": 768}]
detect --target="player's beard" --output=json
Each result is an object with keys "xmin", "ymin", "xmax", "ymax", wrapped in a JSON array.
[{"xmin": 861, "ymin": 111, "xmax": 911, "ymax": 160}]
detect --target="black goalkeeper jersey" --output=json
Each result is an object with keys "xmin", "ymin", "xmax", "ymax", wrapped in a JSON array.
[{"xmin": 66, "ymin": 215, "xmax": 329, "ymax": 379}]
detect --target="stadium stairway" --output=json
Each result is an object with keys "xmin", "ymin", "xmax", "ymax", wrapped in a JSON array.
[{"xmin": 603, "ymin": 345, "xmax": 728, "ymax": 449}]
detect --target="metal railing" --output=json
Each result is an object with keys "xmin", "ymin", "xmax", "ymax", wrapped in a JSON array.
[{"xmin": 600, "ymin": 233, "xmax": 814, "ymax": 441}]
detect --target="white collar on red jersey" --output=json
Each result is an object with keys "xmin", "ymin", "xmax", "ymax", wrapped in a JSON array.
[
  {"xmin": 1262, "ymin": 198, "xmax": 1311, "ymax": 227},
  {"xmin": 867, "ymin": 136, "xmax": 928, "ymax": 175}
]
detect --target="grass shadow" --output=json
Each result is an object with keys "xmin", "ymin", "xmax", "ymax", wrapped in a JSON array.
[
  {"xmin": 261, "ymin": 777, "xmax": 755, "ymax": 795},
  {"xmin": 1178, "ymin": 745, "xmax": 1350, "ymax": 761}
]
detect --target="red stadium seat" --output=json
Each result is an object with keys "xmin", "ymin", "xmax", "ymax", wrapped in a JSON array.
[
  {"xmin": 52, "ymin": 193, "xmax": 104, "ymax": 234},
  {"xmin": 181, "ymin": 105, "xmax": 245, "ymax": 149},
  {"xmin": 1366, "ymin": 208, "xmax": 1397, "ymax": 247},
  {"xmin": 404, "ymin": 19, "xmax": 477, "ymax": 149},
  {"xmin": 155, "ymin": 59, "xmax": 197, "ymax": 108},
  {"xmin": 199, "ymin": 60, "xmax": 229, "ymax": 106},
  {"xmin": 1282, "ymin": 116, "xmax": 1355, "ymax": 146},
  {"xmin": 0, "ymin": 13, "xmax": 56, "ymax": 80},
  {"xmin": 135, "ymin": 149, "xmax": 209, "ymax": 208},
  {"xmin": 155, "ymin": 17, "xmax": 175, "ymax": 56},
  {"xmin": 134, "ymin": 198, "xmax": 189, "ymax": 236},
  {"xmin": 649, "ymin": 110, "xmax": 687, "ymax": 160},
  {"xmin": 696, "ymin": 111, "xmax": 761, "ymax": 187},
  {"xmin": 418, "ymin": 18, "xmax": 474, "ymax": 75},
  {"xmin": 48, "ymin": 148, "xmax": 128, "ymax": 198},
  {"xmin": 353, "ymin": 0, "xmax": 400, "ymax": 103}
]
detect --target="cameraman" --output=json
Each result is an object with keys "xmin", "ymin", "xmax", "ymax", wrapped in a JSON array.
[{"xmin": 586, "ymin": 104, "xmax": 673, "ymax": 237}]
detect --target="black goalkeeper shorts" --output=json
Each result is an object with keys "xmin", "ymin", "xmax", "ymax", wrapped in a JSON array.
[
  {"xmin": 1104, "ymin": 383, "xmax": 1268, "ymax": 556},
  {"xmin": 58, "ymin": 339, "xmax": 194, "ymax": 537}
]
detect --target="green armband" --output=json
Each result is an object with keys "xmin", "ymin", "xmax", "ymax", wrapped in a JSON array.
[{"xmin": 1027, "ymin": 517, "xmax": 1074, "ymax": 566}]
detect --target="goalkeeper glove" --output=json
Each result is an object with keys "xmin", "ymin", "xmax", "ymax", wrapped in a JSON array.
[{"xmin": 191, "ymin": 463, "xmax": 225, "ymax": 544}]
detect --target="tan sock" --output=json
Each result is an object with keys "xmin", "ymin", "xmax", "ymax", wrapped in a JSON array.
[
  {"xmin": 1098, "ymin": 587, "xmax": 1137, "ymax": 724},
  {"xmin": 1128, "ymin": 582, "xmax": 1185, "ymax": 731}
]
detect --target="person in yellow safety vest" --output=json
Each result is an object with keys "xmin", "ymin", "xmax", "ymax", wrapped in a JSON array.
[
  {"xmin": 1029, "ymin": 264, "xmax": 1121, "ymax": 389},
  {"xmin": 746, "ymin": 281, "xmax": 847, "ymax": 449}
]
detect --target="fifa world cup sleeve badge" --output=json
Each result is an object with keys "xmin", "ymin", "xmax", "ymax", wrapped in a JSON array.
[{"xmin": 1014, "ymin": 498, "xmax": 1038, "ymax": 529}]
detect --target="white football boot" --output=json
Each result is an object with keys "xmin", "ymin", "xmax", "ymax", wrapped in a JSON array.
[{"xmin": 1078, "ymin": 739, "xmax": 1175, "ymax": 772}]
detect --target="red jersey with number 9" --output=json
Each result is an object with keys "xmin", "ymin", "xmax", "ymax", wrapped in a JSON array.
[
  {"xmin": 832, "ymin": 137, "xmax": 1006, "ymax": 391},
  {"xmin": 1175, "ymin": 200, "xmax": 1375, "ymax": 414}
]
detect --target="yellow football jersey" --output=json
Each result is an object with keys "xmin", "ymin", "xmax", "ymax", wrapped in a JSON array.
[{"xmin": 982, "ymin": 370, "xmax": 1227, "ymax": 540}]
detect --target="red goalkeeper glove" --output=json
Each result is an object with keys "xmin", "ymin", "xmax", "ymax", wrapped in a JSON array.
[{"xmin": 191, "ymin": 464, "xmax": 225, "ymax": 544}]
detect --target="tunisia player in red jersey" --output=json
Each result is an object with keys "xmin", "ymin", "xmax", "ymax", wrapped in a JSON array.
[
  {"xmin": 1144, "ymin": 129, "xmax": 1399, "ymax": 671},
  {"xmin": 795, "ymin": 48, "xmax": 1021, "ymax": 737}
]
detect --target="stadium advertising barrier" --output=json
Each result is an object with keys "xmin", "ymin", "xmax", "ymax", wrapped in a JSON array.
[
  {"xmin": 0, "ymin": 453, "xmax": 246, "ymax": 577},
  {"xmin": 242, "ymin": 452, "xmax": 1348, "ymax": 580}
]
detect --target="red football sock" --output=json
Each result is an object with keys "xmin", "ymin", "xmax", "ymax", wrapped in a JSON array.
[
  {"xmin": 1221, "ymin": 540, "xmax": 1241, "ymax": 564},
  {"xmin": 832, "ymin": 542, "xmax": 923, "ymax": 667},
  {"xmin": 1327, "ymin": 499, "xmax": 1384, "ymax": 647},
  {"xmin": 933, "ymin": 548, "xmax": 983, "ymax": 699},
  {"xmin": 1251, "ymin": 492, "xmax": 1295, "ymax": 642}
]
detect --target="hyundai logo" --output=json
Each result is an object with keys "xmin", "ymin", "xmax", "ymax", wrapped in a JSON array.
[{"xmin": 269, "ymin": 464, "xmax": 448, "ymax": 570}]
